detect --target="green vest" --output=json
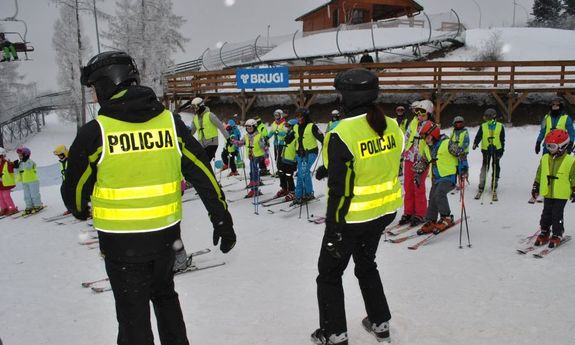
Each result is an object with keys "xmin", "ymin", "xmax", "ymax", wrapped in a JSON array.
[
  {"xmin": 329, "ymin": 115, "xmax": 404, "ymax": 223},
  {"xmin": 245, "ymin": 132, "xmax": 265, "ymax": 158},
  {"xmin": 270, "ymin": 121, "xmax": 286, "ymax": 144},
  {"xmin": 480, "ymin": 121, "xmax": 503, "ymax": 150},
  {"xmin": 92, "ymin": 110, "xmax": 182, "ymax": 232},
  {"xmin": 193, "ymin": 110, "xmax": 218, "ymax": 141},
  {"xmin": 424, "ymin": 139, "xmax": 458, "ymax": 178},
  {"xmin": 294, "ymin": 123, "xmax": 318, "ymax": 151},
  {"xmin": 16, "ymin": 161, "xmax": 39, "ymax": 183},
  {"xmin": 544, "ymin": 114, "xmax": 569, "ymax": 137},
  {"xmin": 450, "ymin": 130, "xmax": 469, "ymax": 154},
  {"xmin": 398, "ymin": 117, "xmax": 407, "ymax": 134},
  {"xmin": 283, "ymin": 131, "xmax": 297, "ymax": 162},
  {"xmin": 540, "ymin": 154, "xmax": 575, "ymax": 199},
  {"xmin": 1, "ymin": 162, "xmax": 16, "ymax": 187},
  {"xmin": 257, "ymin": 122, "xmax": 268, "ymax": 138}
]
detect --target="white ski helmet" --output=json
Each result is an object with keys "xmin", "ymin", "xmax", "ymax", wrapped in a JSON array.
[
  {"xmin": 331, "ymin": 109, "xmax": 340, "ymax": 116},
  {"xmin": 273, "ymin": 109, "xmax": 283, "ymax": 118},
  {"xmin": 245, "ymin": 119, "xmax": 257, "ymax": 127},
  {"xmin": 191, "ymin": 97, "xmax": 204, "ymax": 111},
  {"xmin": 416, "ymin": 100, "xmax": 434, "ymax": 115}
]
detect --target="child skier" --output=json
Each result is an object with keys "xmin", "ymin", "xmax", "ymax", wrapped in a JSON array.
[
  {"xmin": 326, "ymin": 109, "xmax": 340, "ymax": 132},
  {"xmin": 0, "ymin": 147, "xmax": 18, "ymax": 216},
  {"xmin": 268, "ymin": 109, "xmax": 287, "ymax": 168},
  {"xmin": 13, "ymin": 147, "xmax": 43, "ymax": 215},
  {"xmin": 531, "ymin": 129, "xmax": 575, "ymax": 248},
  {"xmin": 450, "ymin": 116, "xmax": 470, "ymax": 187},
  {"xmin": 54, "ymin": 144, "xmax": 72, "ymax": 214},
  {"xmin": 415, "ymin": 121, "xmax": 465, "ymax": 234},
  {"xmin": 233, "ymin": 119, "xmax": 266, "ymax": 198},
  {"xmin": 275, "ymin": 119, "xmax": 298, "ymax": 201},
  {"xmin": 221, "ymin": 120, "xmax": 240, "ymax": 177}
]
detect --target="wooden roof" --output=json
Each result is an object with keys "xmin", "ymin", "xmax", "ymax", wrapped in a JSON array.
[{"xmin": 295, "ymin": 0, "xmax": 424, "ymax": 21}]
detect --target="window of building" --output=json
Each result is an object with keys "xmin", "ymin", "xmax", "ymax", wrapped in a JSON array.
[{"xmin": 350, "ymin": 8, "xmax": 368, "ymax": 24}]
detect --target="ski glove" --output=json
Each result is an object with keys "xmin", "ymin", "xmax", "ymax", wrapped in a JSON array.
[
  {"xmin": 535, "ymin": 141, "xmax": 541, "ymax": 155},
  {"xmin": 315, "ymin": 165, "xmax": 328, "ymax": 180},
  {"xmin": 531, "ymin": 183, "xmax": 539, "ymax": 199},
  {"xmin": 472, "ymin": 143, "xmax": 477, "ymax": 151},
  {"xmin": 413, "ymin": 173, "xmax": 422, "ymax": 188},
  {"xmin": 212, "ymin": 213, "xmax": 237, "ymax": 253},
  {"xmin": 324, "ymin": 222, "xmax": 344, "ymax": 259}
]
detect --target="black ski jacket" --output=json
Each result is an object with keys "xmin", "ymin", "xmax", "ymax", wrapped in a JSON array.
[{"xmin": 63, "ymin": 86, "xmax": 232, "ymax": 262}]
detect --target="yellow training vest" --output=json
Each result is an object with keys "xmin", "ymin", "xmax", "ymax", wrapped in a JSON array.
[
  {"xmin": 540, "ymin": 154, "xmax": 575, "ymax": 199},
  {"xmin": 544, "ymin": 114, "xmax": 569, "ymax": 137},
  {"xmin": 294, "ymin": 123, "xmax": 318, "ymax": 152},
  {"xmin": 245, "ymin": 133, "xmax": 265, "ymax": 158},
  {"xmin": 1, "ymin": 162, "xmax": 16, "ymax": 187},
  {"xmin": 193, "ymin": 110, "xmax": 218, "ymax": 141},
  {"xmin": 92, "ymin": 110, "xmax": 183, "ymax": 232},
  {"xmin": 329, "ymin": 115, "xmax": 404, "ymax": 223},
  {"xmin": 480, "ymin": 121, "xmax": 503, "ymax": 151}
]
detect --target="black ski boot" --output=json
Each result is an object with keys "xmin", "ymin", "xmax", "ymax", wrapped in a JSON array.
[
  {"xmin": 310, "ymin": 329, "xmax": 348, "ymax": 345},
  {"xmin": 362, "ymin": 317, "xmax": 390, "ymax": 343}
]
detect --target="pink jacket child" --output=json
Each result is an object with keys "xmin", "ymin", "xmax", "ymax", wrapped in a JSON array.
[{"xmin": 0, "ymin": 147, "xmax": 18, "ymax": 216}]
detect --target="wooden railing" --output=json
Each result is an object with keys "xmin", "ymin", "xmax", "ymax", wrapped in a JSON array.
[{"xmin": 164, "ymin": 60, "xmax": 575, "ymax": 122}]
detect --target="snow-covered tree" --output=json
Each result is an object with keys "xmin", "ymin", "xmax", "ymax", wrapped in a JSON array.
[
  {"xmin": 51, "ymin": 0, "xmax": 92, "ymax": 126},
  {"xmin": 564, "ymin": 0, "xmax": 575, "ymax": 15},
  {"xmin": 103, "ymin": 0, "xmax": 188, "ymax": 94},
  {"xmin": 530, "ymin": 0, "xmax": 563, "ymax": 26}
]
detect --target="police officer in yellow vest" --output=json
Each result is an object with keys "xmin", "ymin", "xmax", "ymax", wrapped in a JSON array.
[
  {"xmin": 472, "ymin": 108, "xmax": 505, "ymax": 200},
  {"xmin": 65, "ymin": 51, "xmax": 236, "ymax": 345},
  {"xmin": 531, "ymin": 129, "xmax": 575, "ymax": 248},
  {"xmin": 311, "ymin": 68, "xmax": 403, "ymax": 345},
  {"xmin": 189, "ymin": 97, "xmax": 230, "ymax": 161},
  {"xmin": 535, "ymin": 97, "xmax": 575, "ymax": 155}
]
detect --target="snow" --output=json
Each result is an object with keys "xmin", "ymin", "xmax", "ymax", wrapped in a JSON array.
[
  {"xmin": 1, "ymin": 111, "xmax": 575, "ymax": 345},
  {"xmin": 3, "ymin": 22, "xmax": 575, "ymax": 344}
]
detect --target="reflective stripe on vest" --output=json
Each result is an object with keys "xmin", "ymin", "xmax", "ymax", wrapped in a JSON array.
[
  {"xmin": 93, "ymin": 110, "xmax": 182, "ymax": 233},
  {"xmin": 540, "ymin": 154, "xmax": 575, "ymax": 199},
  {"xmin": 1, "ymin": 162, "xmax": 16, "ymax": 187},
  {"xmin": 544, "ymin": 114, "xmax": 568, "ymax": 137},
  {"xmin": 480, "ymin": 121, "xmax": 503, "ymax": 150},
  {"xmin": 294, "ymin": 123, "xmax": 318, "ymax": 151},
  {"xmin": 331, "ymin": 114, "xmax": 404, "ymax": 223},
  {"xmin": 245, "ymin": 133, "xmax": 264, "ymax": 158},
  {"xmin": 193, "ymin": 110, "xmax": 218, "ymax": 141}
]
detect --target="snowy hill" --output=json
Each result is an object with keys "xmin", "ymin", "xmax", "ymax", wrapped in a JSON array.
[{"xmin": 1, "ymin": 113, "xmax": 574, "ymax": 345}]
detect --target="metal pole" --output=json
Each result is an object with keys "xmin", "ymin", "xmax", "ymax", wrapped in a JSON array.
[
  {"xmin": 75, "ymin": 0, "xmax": 87, "ymax": 129},
  {"xmin": 93, "ymin": 0, "xmax": 101, "ymax": 53},
  {"xmin": 267, "ymin": 24, "xmax": 270, "ymax": 48},
  {"xmin": 512, "ymin": 0, "xmax": 516, "ymax": 27},
  {"xmin": 471, "ymin": 0, "xmax": 482, "ymax": 28}
]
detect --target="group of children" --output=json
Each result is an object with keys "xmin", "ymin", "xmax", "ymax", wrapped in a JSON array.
[{"xmin": 221, "ymin": 108, "xmax": 340, "ymax": 204}]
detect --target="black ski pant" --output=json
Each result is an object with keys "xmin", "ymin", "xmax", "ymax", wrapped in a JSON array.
[
  {"xmin": 278, "ymin": 159, "xmax": 296, "ymax": 191},
  {"xmin": 316, "ymin": 213, "xmax": 395, "ymax": 335},
  {"xmin": 425, "ymin": 180, "xmax": 455, "ymax": 222},
  {"xmin": 540, "ymin": 198, "xmax": 567, "ymax": 237},
  {"xmin": 105, "ymin": 251, "xmax": 189, "ymax": 345},
  {"xmin": 203, "ymin": 145, "xmax": 218, "ymax": 162},
  {"xmin": 479, "ymin": 149, "xmax": 502, "ymax": 191},
  {"xmin": 221, "ymin": 149, "xmax": 238, "ymax": 172}
]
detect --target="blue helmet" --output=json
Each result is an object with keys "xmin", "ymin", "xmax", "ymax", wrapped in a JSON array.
[
  {"xmin": 228, "ymin": 119, "xmax": 236, "ymax": 127},
  {"xmin": 287, "ymin": 119, "xmax": 298, "ymax": 127}
]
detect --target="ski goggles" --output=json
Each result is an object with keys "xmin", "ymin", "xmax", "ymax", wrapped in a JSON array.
[
  {"xmin": 545, "ymin": 143, "xmax": 562, "ymax": 153},
  {"xmin": 413, "ymin": 108, "xmax": 427, "ymax": 117}
]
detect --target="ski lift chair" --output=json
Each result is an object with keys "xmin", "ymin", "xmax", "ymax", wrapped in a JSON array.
[{"xmin": 2, "ymin": 31, "xmax": 34, "ymax": 60}]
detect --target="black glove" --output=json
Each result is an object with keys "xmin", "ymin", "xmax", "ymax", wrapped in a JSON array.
[
  {"xmin": 413, "ymin": 173, "xmax": 421, "ymax": 188},
  {"xmin": 212, "ymin": 213, "xmax": 236, "ymax": 253},
  {"xmin": 472, "ymin": 143, "xmax": 477, "ymax": 151},
  {"xmin": 315, "ymin": 165, "xmax": 328, "ymax": 180},
  {"xmin": 72, "ymin": 208, "xmax": 90, "ymax": 221},
  {"xmin": 531, "ymin": 183, "xmax": 539, "ymax": 199},
  {"xmin": 12, "ymin": 159, "xmax": 19, "ymax": 168},
  {"xmin": 324, "ymin": 222, "xmax": 344, "ymax": 259},
  {"xmin": 535, "ymin": 141, "xmax": 541, "ymax": 155},
  {"xmin": 226, "ymin": 137, "xmax": 233, "ymax": 146}
]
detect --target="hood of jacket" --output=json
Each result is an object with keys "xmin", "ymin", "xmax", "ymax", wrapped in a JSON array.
[{"xmin": 97, "ymin": 85, "xmax": 165, "ymax": 123}]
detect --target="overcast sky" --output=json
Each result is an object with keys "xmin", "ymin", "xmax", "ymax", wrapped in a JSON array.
[{"xmin": 0, "ymin": 0, "xmax": 534, "ymax": 92}]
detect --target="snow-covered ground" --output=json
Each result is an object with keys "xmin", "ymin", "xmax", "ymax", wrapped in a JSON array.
[{"xmin": 1, "ymin": 112, "xmax": 574, "ymax": 345}]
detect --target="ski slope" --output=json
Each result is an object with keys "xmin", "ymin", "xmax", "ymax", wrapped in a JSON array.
[{"xmin": 1, "ymin": 113, "xmax": 574, "ymax": 345}]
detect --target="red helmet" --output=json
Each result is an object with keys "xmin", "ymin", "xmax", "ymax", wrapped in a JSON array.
[
  {"xmin": 544, "ymin": 129, "xmax": 570, "ymax": 154},
  {"xmin": 16, "ymin": 147, "xmax": 31, "ymax": 156},
  {"xmin": 419, "ymin": 120, "xmax": 440, "ymax": 141}
]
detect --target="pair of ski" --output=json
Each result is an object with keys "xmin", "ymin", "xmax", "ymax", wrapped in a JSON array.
[
  {"xmin": 308, "ymin": 215, "xmax": 326, "ymax": 224},
  {"xmin": 225, "ymin": 182, "xmax": 267, "ymax": 193},
  {"xmin": 387, "ymin": 218, "xmax": 465, "ymax": 249},
  {"xmin": 84, "ymin": 249, "xmax": 225, "ymax": 293},
  {"xmin": 11, "ymin": 205, "xmax": 48, "ymax": 219},
  {"xmin": 516, "ymin": 233, "xmax": 571, "ymax": 258},
  {"xmin": 0, "ymin": 210, "xmax": 22, "ymax": 220},
  {"xmin": 475, "ymin": 190, "xmax": 498, "ymax": 204},
  {"xmin": 266, "ymin": 194, "xmax": 324, "ymax": 214}
]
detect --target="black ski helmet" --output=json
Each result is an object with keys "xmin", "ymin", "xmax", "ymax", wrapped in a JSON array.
[
  {"xmin": 334, "ymin": 68, "xmax": 379, "ymax": 112},
  {"xmin": 80, "ymin": 51, "xmax": 140, "ymax": 100}
]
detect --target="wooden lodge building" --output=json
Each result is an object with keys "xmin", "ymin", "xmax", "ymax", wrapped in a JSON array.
[{"xmin": 295, "ymin": 0, "xmax": 424, "ymax": 33}]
